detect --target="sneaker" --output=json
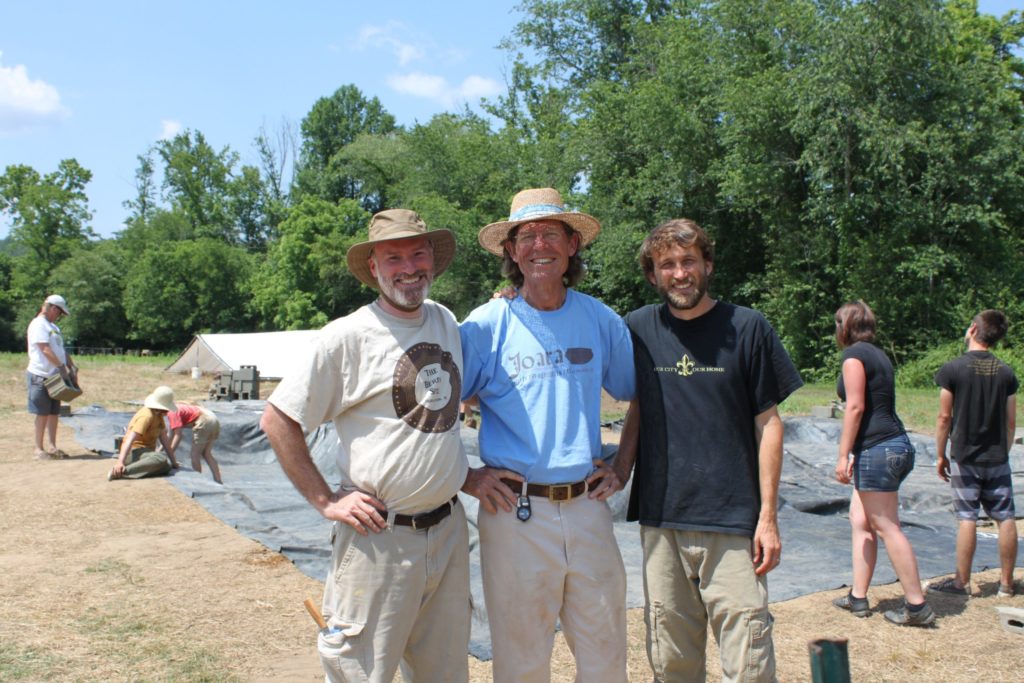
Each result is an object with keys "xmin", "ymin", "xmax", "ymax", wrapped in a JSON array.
[
  {"xmin": 832, "ymin": 591, "xmax": 871, "ymax": 617},
  {"xmin": 884, "ymin": 602, "xmax": 936, "ymax": 627},
  {"xmin": 927, "ymin": 577, "xmax": 969, "ymax": 596},
  {"xmin": 998, "ymin": 583, "xmax": 1015, "ymax": 598}
]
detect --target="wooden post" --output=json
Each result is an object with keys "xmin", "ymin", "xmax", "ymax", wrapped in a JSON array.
[{"xmin": 808, "ymin": 638, "xmax": 850, "ymax": 683}]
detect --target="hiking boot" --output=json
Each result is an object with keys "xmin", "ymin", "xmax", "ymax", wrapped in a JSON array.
[
  {"xmin": 832, "ymin": 591, "xmax": 871, "ymax": 617},
  {"xmin": 884, "ymin": 602, "xmax": 935, "ymax": 627},
  {"xmin": 998, "ymin": 583, "xmax": 1015, "ymax": 598},
  {"xmin": 927, "ymin": 577, "xmax": 969, "ymax": 596}
]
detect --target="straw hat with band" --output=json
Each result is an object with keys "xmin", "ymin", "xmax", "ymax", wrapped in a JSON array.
[
  {"xmin": 478, "ymin": 188, "xmax": 601, "ymax": 256},
  {"xmin": 144, "ymin": 386, "xmax": 176, "ymax": 413},
  {"xmin": 346, "ymin": 209, "xmax": 456, "ymax": 289}
]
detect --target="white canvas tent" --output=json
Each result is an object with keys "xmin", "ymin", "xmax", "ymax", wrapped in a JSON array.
[{"xmin": 165, "ymin": 331, "xmax": 318, "ymax": 380}]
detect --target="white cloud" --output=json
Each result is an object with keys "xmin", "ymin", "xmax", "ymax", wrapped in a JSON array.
[
  {"xmin": 159, "ymin": 119, "xmax": 182, "ymax": 140},
  {"xmin": 388, "ymin": 71, "xmax": 503, "ymax": 109},
  {"xmin": 356, "ymin": 22, "xmax": 425, "ymax": 66},
  {"xmin": 0, "ymin": 52, "xmax": 69, "ymax": 135},
  {"xmin": 457, "ymin": 75, "xmax": 503, "ymax": 101}
]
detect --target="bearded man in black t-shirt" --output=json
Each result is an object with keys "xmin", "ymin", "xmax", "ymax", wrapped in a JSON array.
[
  {"xmin": 928, "ymin": 309, "xmax": 1019, "ymax": 598},
  {"xmin": 612, "ymin": 219, "xmax": 802, "ymax": 682}
]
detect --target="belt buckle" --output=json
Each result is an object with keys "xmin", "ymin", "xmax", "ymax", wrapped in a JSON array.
[{"xmin": 547, "ymin": 484, "xmax": 572, "ymax": 502}]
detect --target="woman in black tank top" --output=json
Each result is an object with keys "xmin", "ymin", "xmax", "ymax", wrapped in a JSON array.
[{"xmin": 830, "ymin": 301, "xmax": 934, "ymax": 626}]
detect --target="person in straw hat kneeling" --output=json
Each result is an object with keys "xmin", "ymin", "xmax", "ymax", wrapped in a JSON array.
[
  {"xmin": 261, "ymin": 209, "xmax": 470, "ymax": 683},
  {"xmin": 459, "ymin": 188, "xmax": 636, "ymax": 682},
  {"xmin": 108, "ymin": 385, "xmax": 179, "ymax": 480}
]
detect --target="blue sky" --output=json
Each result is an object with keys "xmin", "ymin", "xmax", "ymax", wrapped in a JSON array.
[{"xmin": 1, "ymin": 1, "xmax": 1020, "ymax": 238}]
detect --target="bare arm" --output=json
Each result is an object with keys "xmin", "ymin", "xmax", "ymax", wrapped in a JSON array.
[
  {"xmin": 260, "ymin": 402, "xmax": 387, "ymax": 535},
  {"xmin": 168, "ymin": 427, "xmax": 182, "ymax": 455},
  {"xmin": 590, "ymin": 399, "xmax": 639, "ymax": 501},
  {"xmin": 935, "ymin": 388, "xmax": 954, "ymax": 481},
  {"xmin": 112, "ymin": 430, "xmax": 140, "ymax": 478},
  {"xmin": 158, "ymin": 425, "xmax": 177, "ymax": 467},
  {"xmin": 835, "ymin": 358, "xmax": 865, "ymax": 484},
  {"xmin": 752, "ymin": 405, "xmax": 784, "ymax": 576}
]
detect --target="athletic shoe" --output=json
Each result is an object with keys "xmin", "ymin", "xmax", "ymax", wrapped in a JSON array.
[
  {"xmin": 998, "ymin": 583, "xmax": 1015, "ymax": 598},
  {"xmin": 832, "ymin": 591, "xmax": 871, "ymax": 617},
  {"xmin": 884, "ymin": 602, "xmax": 936, "ymax": 627},
  {"xmin": 927, "ymin": 577, "xmax": 969, "ymax": 596}
]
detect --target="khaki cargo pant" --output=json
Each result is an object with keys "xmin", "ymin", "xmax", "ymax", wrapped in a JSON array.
[{"xmin": 641, "ymin": 526, "xmax": 776, "ymax": 683}]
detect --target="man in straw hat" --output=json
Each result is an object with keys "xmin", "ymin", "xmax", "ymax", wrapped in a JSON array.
[
  {"xmin": 459, "ymin": 188, "xmax": 636, "ymax": 682},
  {"xmin": 26, "ymin": 294, "xmax": 77, "ymax": 459},
  {"xmin": 613, "ymin": 218, "xmax": 801, "ymax": 681},
  {"xmin": 108, "ymin": 385, "xmax": 180, "ymax": 480},
  {"xmin": 261, "ymin": 209, "xmax": 470, "ymax": 683}
]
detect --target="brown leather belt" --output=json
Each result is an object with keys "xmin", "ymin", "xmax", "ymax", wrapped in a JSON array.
[
  {"xmin": 500, "ymin": 478, "xmax": 588, "ymax": 502},
  {"xmin": 386, "ymin": 496, "xmax": 458, "ymax": 530}
]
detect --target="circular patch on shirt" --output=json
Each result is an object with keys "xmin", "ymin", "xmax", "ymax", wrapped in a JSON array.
[{"xmin": 392, "ymin": 342, "xmax": 461, "ymax": 433}]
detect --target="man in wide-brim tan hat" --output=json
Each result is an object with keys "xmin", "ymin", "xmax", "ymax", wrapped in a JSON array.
[
  {"xmin": 261, "ymin": 208, "xmax": 471, "ymax": 682},
  {"xmin": 458, "ymin": 188, "xmax": 636, "ymax": 682}
]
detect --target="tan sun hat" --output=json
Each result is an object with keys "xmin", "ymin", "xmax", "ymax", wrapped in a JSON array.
[
  {"xmin": 478, "ymin": 188, "xmax": 601, "ymax": 256},
  {"xmin": 346, "ymin": 209, "xmax": 456, "ymax": 289},
  {"xmin": 143, "ymin": 386, "xmax": 176, "ymax": 412}
]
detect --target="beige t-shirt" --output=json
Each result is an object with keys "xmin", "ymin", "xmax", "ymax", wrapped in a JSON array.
[{"xmin": 268, "ymin": 300, "xmax": 467, "ymax": 515}]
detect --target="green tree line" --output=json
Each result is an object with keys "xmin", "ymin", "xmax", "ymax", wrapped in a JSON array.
[{"xmin": 2, "ymin": 0, "xmax": 1021, "ymax": 381}]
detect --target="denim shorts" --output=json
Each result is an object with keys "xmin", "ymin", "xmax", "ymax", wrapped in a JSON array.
[
  {"xmin": 26, "ymin": 372, "xmax": 61, "ymax": 416},
  {"xmin": 853, "ymin": 434, "xmax": 915, "ymax": 492}
]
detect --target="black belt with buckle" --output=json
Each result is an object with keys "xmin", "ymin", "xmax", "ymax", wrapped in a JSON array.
[
  {"xmin": 386, "ymin": 496, "xmax": 458, "ymax": 530},
  {"xmin": 500, "ymin": 478, "xmax": 588, "ymax": 502}
]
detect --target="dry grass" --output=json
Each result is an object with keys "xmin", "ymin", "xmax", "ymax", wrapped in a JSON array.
[{"xmin": 1, "ymin": 355, "xmax": 1021, "ymax": 681}]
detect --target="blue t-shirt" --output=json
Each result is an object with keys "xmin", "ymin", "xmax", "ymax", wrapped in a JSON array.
[{"xmin": 460, "ymin": 289, "xmax": 636, "ymax": 483}]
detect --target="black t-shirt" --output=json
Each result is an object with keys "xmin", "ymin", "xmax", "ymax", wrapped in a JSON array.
[
  {"xmin": 836, "ymin": 342, "xmax": 905, "ymax": 451},
  {"xmin": 623, "ymin": 301, "xmax": 803, "ymax": 536},
  {"xmin": 935, "ymin": 350, "xmax": 1019, "ymax": 464}
]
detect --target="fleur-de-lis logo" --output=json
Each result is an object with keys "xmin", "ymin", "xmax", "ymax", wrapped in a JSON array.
[{"xmin": 676, "ymin": 355, "xmax": 695, "ymax": 377}]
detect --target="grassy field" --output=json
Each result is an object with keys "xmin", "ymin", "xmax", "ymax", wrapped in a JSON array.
[{"xmin": 8, "ymin": 351, "xmax": 1016, "ymax": 436}]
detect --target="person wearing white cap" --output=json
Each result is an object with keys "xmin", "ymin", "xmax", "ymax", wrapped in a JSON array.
[
  {"xmin": 261, "ymin": 209, "xmax": 470, "ymax": 683},
  {"xmin": 459, "ymin": 188, "xmax": 636, "ymax": 682},
  {"xmin": 26, "ymin": 294, "xmax": 77, "ymax": 459},
  {"xmin": 108, "ymin": 386, "xmax": 179, "ymax": 480}
]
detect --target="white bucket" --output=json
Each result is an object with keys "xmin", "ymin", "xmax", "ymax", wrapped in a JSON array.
[{"xmin": 191, "ymin": 367, "xmax": 202, "ymax": 380}]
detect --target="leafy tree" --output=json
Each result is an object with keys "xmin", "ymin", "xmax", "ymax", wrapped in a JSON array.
[
  {"xmin": 0, "ymin": 251, "xmax": 19, "ymax": 351},
  {"xmin": 154, "ymin": 130, "xmax": 239, "ymax": 243},
  {"xmin": 293, "ymin": 85, "xmax": 398, "ymax": 207},
  {"xmin": 0, "ymin": 160, "xmax": 95, "ymax": 300},
  {"xmin": 47, "ymin": 241, "xmax": 129, "ymax": 347},
  {"xmin": 249, "ymin": 197, "xmax": 371, "ymax": 329},
  {"xmin": 123, "ymin": 238, "xmax": 255, "ymax": 348}
]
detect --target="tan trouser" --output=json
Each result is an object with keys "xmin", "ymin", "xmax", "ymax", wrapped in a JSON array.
[
  {"xmin": 641, "ymin": 526, "xmax": 776, "ymax": 683},
  {"xmin": 318, "ymin": 501, "xmax": 470, "ymax": 683},
  {"xmin": 479, "ymin": 494, "xmax": 627, "ymax": 683}
]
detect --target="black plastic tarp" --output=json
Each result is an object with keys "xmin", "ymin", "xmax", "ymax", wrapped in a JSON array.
[{"xmin": 66, "ymin": 405, "xmax": 1023, "ymax": 659}]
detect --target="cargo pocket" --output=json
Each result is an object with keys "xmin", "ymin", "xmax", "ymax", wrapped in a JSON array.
[
  {"xmin": 318, "ymin": 621, "xmax": 368, "ymax": 683},
  {"xmin": 745, "ymin": 609, "xmax": 776, "ymax": 682}
]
